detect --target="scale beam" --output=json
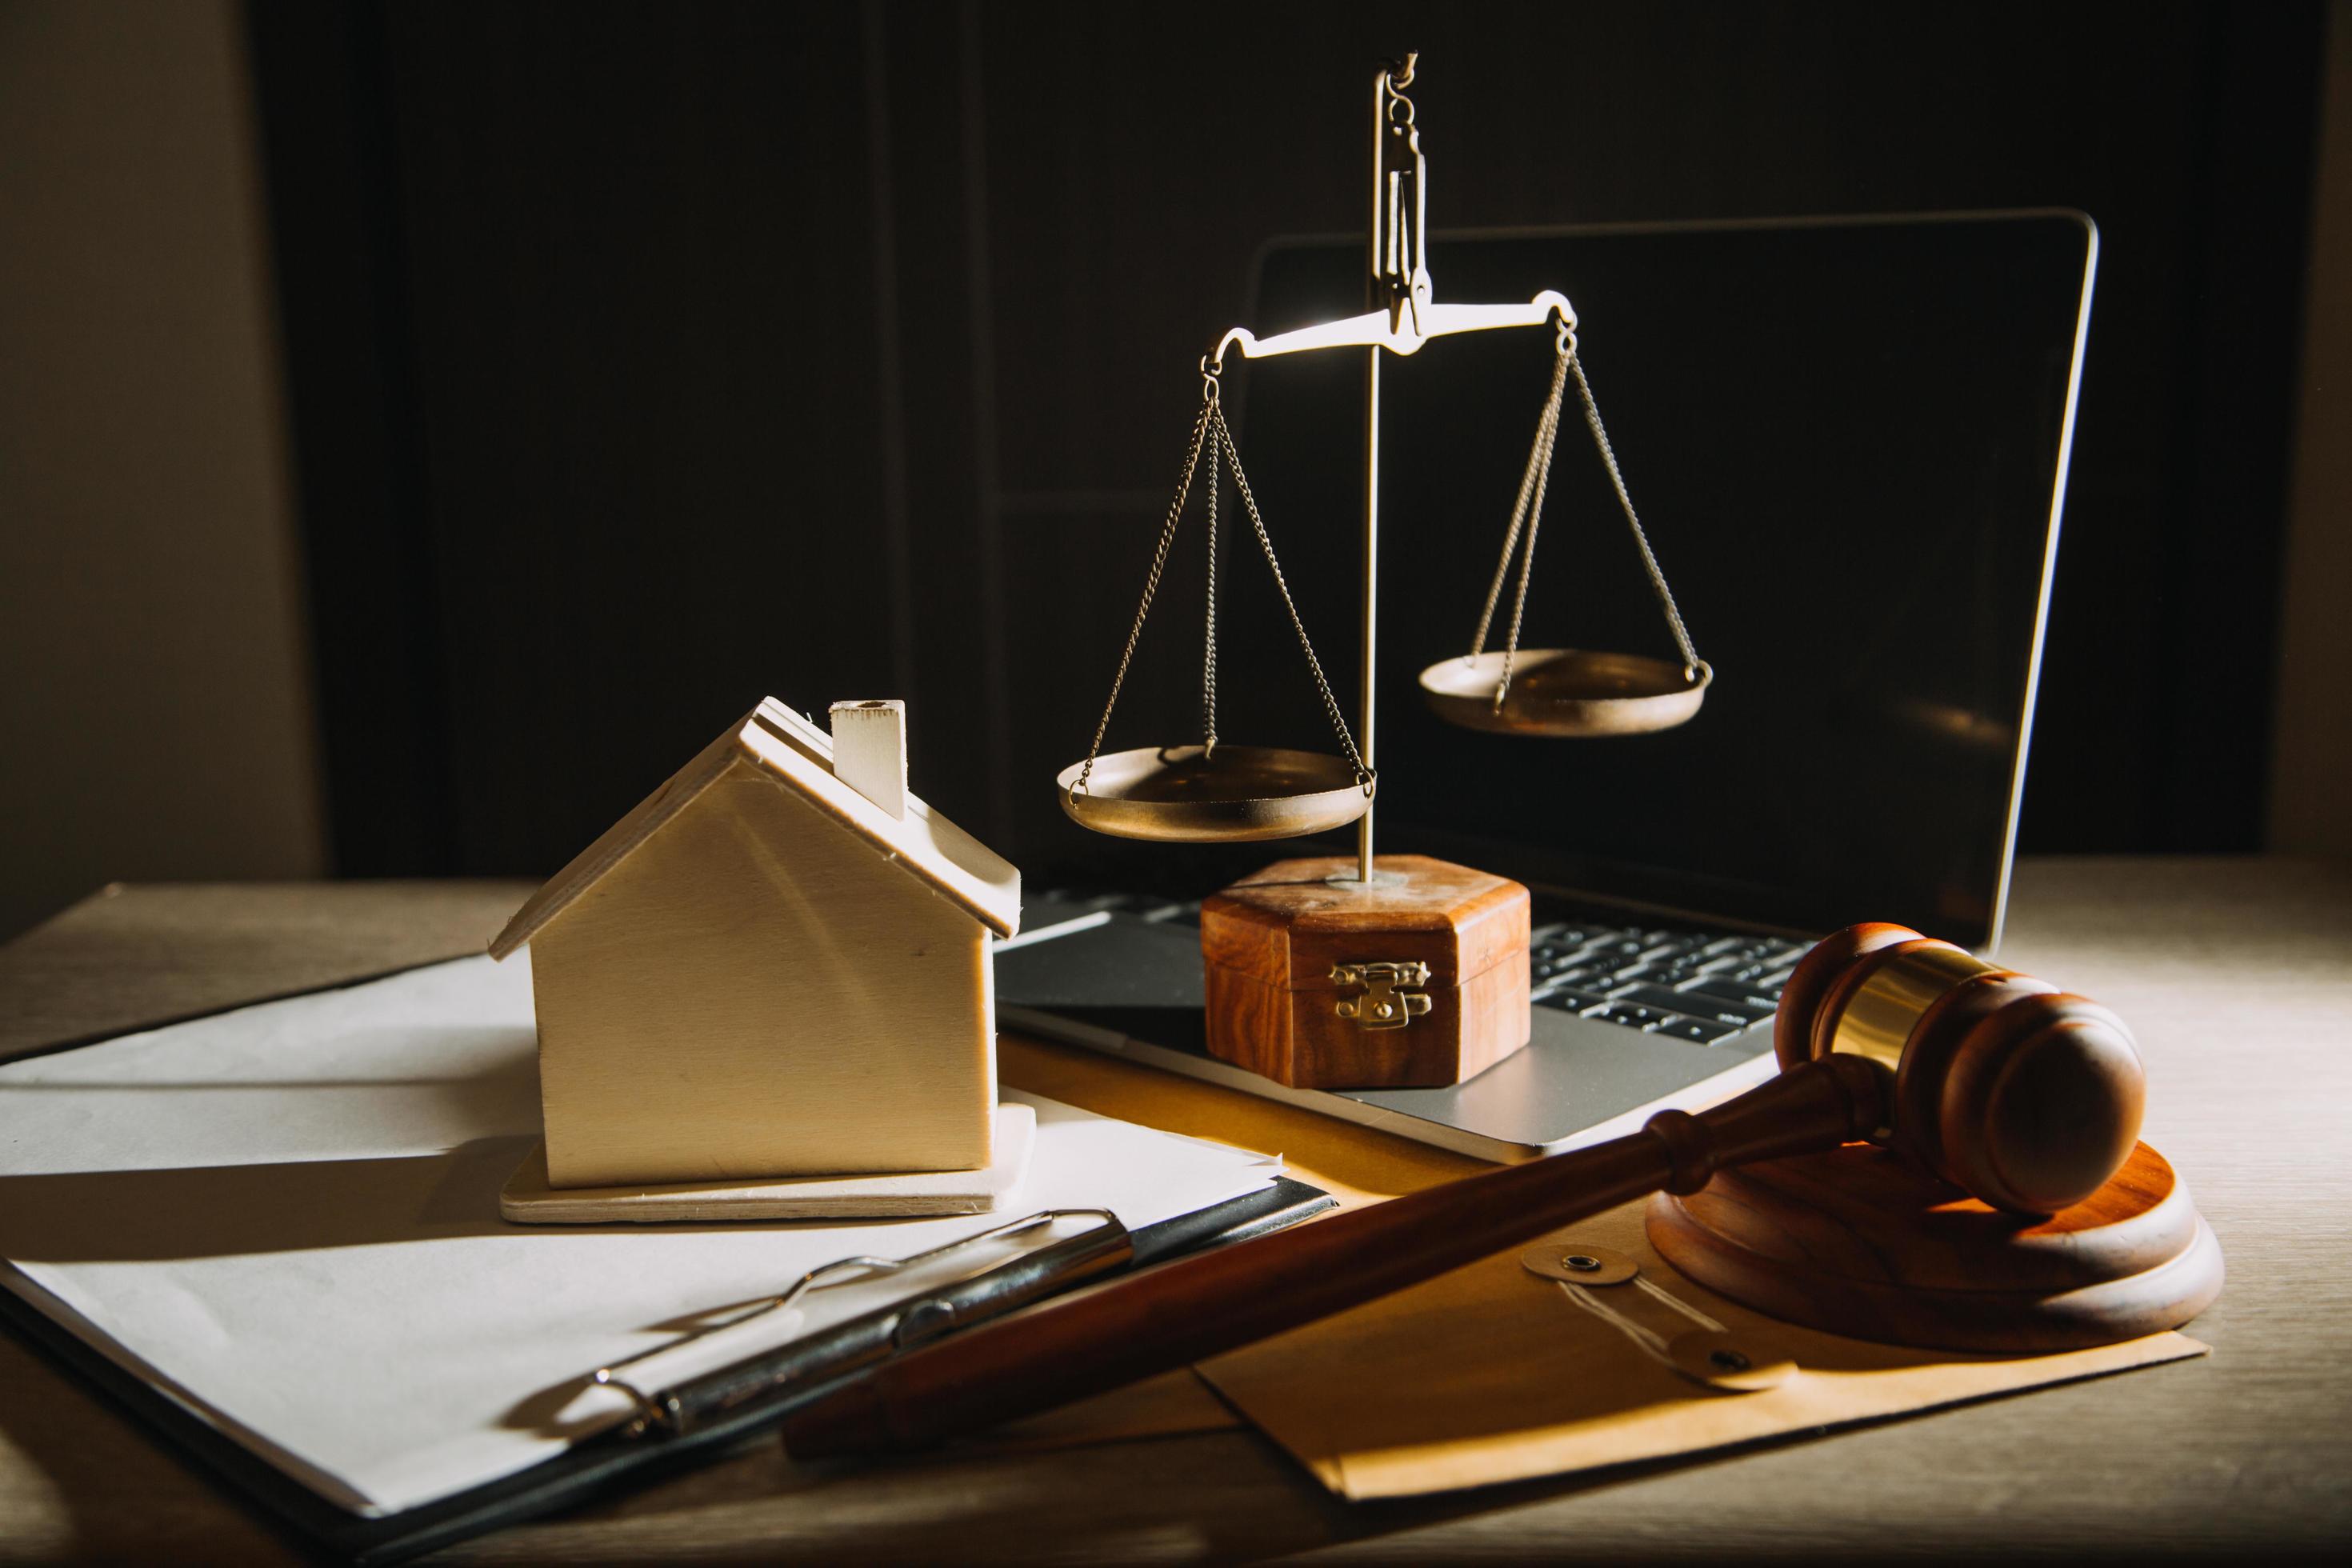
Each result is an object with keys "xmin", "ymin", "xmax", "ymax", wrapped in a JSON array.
[{"xmin": 1209, "ymin": 292, "xmax": 1574, "ymax": 372}]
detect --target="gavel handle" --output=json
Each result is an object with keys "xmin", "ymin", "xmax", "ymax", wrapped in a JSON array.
[{"xmin": 781, "ymin": 1054, "xmax": 1888, "ymax": 1459}]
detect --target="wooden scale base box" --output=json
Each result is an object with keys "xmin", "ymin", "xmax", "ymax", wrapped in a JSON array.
[{"xmin": 1201, "ymin": 854, "xmax": 1531, "ymax": 1090}]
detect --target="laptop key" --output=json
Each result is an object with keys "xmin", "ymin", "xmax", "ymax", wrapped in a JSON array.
[
  {"xmin": 1534, "ymin": 986, "xmax": 1618, "ymax": 1014},
  {"xmin": 1587, "ymin": 1002, "xmax": 1667, "ymax": 1029},
  {"xmin": 1686, "ymin": 978, "xmax": 1783, "ymax": 1014},
  {"xmin": 1618, "ymin": 983, "xmax": 1764, "ymax": 1026},
  {"xmin": 1650, "ymin": 1016, "xmax": 1746, "ymax": 1044}
]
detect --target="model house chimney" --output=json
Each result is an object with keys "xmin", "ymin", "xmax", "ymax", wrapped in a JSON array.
[{"xmin": 829, "ymin": 699, "xmax": 907, "ymax": 819}]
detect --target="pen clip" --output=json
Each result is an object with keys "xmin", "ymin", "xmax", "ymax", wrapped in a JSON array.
[{"xmin": 589, "ymin": 1207, "xmax": 1130, "ymax": 1438}]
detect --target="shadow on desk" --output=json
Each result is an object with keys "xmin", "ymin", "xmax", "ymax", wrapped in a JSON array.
[{"xmin": 0, "ymin": 1138, "xmax": 541, "ymax": 1264}]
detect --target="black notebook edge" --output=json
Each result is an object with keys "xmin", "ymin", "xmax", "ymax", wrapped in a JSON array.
[{"xmin": 0, "ymin": 1175, "xmax": 1336, "ymax": 1565}]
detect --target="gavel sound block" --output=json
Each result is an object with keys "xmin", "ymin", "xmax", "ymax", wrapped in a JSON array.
[
  {"xmin": 1647, "ymin": 922, "xmax": 2222, "ymax": 1351},
  {"xmin": 781, "ymin": 923, "xmax": 2220, "ymax": 1459}
]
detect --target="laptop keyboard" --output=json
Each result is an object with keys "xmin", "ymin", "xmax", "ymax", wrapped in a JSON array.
[
  {"xmin": 1530, "ymin": 921, "xmax": 1806, "ymax": 1046},
  {"xmin": 1023, "ymin": 890, "xmax": 1807, "ymax": 1050}
]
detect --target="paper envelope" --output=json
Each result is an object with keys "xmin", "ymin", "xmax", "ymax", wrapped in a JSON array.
[
  {"xmin": 1001, "ymin": 1035, "xmax": 2206, "ymax": 1498},
  {"xmin": 1195, "ymin": 1197, "xmax": 2202, "ymax": 1498}
]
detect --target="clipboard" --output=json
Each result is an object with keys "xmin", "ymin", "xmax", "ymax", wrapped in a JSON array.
[
  {"xmin": 0, "ymin": 950, "xmax": 1337, "ymax": 1566},
  {"xmin": 0, "ymin": 1169, "xmax": 1333, "ymax": 1565}
]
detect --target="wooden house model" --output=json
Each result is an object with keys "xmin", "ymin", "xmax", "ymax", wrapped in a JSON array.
[{"xmin": 489, "ymin": 698, "xmax": 1021, "ymax": 1190}]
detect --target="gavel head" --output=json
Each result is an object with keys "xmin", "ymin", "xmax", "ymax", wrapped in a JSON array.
[{"xmin": 1776, "ymin": 923, "xmax": 2145, "ymax": 1214}]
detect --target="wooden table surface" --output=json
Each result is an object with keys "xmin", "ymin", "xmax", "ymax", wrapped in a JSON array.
[{"xmin": 2, "ymin": 859, "xmax": 2347, "ymax": 1562}]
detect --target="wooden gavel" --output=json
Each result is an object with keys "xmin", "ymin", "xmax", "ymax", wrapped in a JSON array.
[{"xmin": 781, "ymin": 922, "xmax": 2147, "ymax": 1458}]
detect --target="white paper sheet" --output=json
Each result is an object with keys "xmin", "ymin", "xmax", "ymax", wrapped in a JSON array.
[{"xmin": 0, "ymin": 954, "xmax": 1281, "ymax": 1515}]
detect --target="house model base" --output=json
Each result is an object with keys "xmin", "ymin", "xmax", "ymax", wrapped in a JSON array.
[{"xmin": 497, "ymin": 1102, "xmax": 1038, "ymax": 1224}]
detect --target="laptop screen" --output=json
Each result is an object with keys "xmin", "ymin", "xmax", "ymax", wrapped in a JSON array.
[{"xmin": 1219, "ymin": 214, "xmax": 2094, "ymax": 948}]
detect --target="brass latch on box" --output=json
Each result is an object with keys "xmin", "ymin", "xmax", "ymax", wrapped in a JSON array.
[{"xmin": 1330, "ymin": 961, "xmax": 1432, "ymax": 1030}]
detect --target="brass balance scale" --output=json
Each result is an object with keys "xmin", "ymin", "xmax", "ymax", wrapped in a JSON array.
[
  {"xmin": 1051, "ymin": 53, "xmax": 1714, "ymax": 1090},
  {"xmin": 1058, "ymin": 53, "xmax": 1709, "ymax": 862}
]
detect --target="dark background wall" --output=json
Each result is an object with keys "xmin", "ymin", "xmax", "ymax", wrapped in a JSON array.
[{"xmin": 243, "ymin": 0, "xmax": 2326, "ymax": 896}]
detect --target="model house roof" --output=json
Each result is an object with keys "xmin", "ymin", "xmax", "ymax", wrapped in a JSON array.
[{"xmin": 489, "ymin": 698, "xmax": 1020, "ymax": 959}]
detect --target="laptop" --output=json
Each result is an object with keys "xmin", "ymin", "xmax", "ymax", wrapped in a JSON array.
[{"xmin": 995, "ymin": 211, "xmax": 2098, "ymax": 1163}]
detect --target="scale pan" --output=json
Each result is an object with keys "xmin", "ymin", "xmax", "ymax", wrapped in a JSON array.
[
  {"xmin": 1058, "ymin": 745, "xmax": 1371, "ymax": 843},
  {"xmin": 1418, "ymin": 649, "xmax": 1710, "ymax": 737}
]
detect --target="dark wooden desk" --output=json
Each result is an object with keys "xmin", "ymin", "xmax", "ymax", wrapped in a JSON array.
[{"xmin": 2, "ymin": 860, "xmax": 2346, "ymax": 1561}]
